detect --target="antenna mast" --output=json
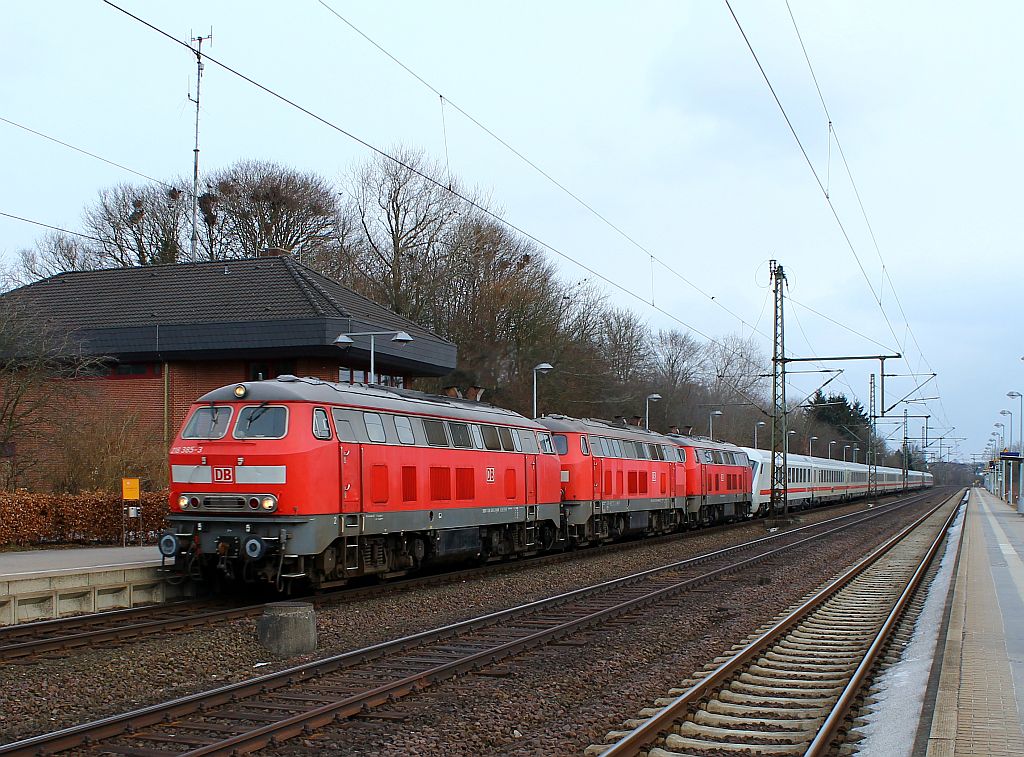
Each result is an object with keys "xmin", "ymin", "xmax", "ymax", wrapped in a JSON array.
[{"xmin": 189, "ymin": 29, "xmax": 212, "ymax": 261}]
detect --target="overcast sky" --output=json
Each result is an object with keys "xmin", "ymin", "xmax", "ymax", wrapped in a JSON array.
[{"xmin": 2, "ymin": 1, "xmax": 1020, "ymax": 462}]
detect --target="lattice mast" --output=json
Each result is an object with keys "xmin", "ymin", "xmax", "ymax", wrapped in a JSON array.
[
  {"xmin": 769, "ymin": 261, "xmax": 789, "ymax": 517},
  {"xmin": 868, "ymin": 373, "xmax": 878, "ymax": 501}
]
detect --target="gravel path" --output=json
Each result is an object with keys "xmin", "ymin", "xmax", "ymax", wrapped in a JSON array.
[{"xmin": 0, "ymin": 494, "xmax": 937, "ymax": 747}]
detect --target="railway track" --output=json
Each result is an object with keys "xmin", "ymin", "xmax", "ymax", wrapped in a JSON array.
[
  {"xmin": 0, "ymin": 487, "xmax": 948, "ymax": 755},
  {"xmin": 591, "ymin": 488, "xmax": 966, "ymax": 757},
  {"xmin": 0, "ymin": 490, "xmax": 935, "ymax": 663}
]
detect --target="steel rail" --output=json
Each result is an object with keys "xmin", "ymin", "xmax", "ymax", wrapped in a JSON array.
[
  {"xmin": 0, "ymin": 488, "xmax": 943, "ymax": 755},
  {"xmin": 0, "ymin": 488, "xmax": 940, "ymax": 662},
  {"xmin": 597, "ymin": 487, "xmax": 964, "ymax": 757},
  {"xmin": 804, "ymin": 488, "xmax": 969, "ymax": 755}
]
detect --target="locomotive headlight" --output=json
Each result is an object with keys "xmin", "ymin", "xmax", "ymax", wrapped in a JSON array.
[
  {"xmin": 177, "ymin": 495, "xmax": 188, "ymax": 508},
  {"xmin": 260, "ymin": 495, "xmax": 277, "ymax": 511},
  {"xmin": 233, "ymin": 384, "xmax": 247, "ymax": 398}
]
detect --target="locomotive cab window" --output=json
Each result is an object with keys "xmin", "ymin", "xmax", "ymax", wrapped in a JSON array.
[
  {"xmin": 520, "ymin": 430, "xmax": 539, "ymax": 454},
  {"xmin": 331, "ymin": 409, "xmax": 358, "ymax": 442},
  {"xmin": 234, "ymin": 405, "xmax": 288, "ymax": 439},
  {"xmin": 182, "ymin": 405, "xmax": 233, "ymax": 440},
  {"xmin": 312, "ymin": 408, "xmax": 332, "ymax": 440},
  {"xmin": 363, "ymin": 412, "xmax": 387, "ymax": 443},
  {"xmin": 580, "ymin": 436, "xmax": 590, "ymax": 456},
  {"xmin": 552, "ymin": 434, "xmax": 569, "ymax": 456},
  {"xmin": 538, "ymin": 433, "xmax": 556, "ymax": 454}
]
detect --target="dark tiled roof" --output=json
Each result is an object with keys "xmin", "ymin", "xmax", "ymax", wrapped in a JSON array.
[{"xmin": 1, "ymin": 256, "xmax": 456, "ymax": 376}]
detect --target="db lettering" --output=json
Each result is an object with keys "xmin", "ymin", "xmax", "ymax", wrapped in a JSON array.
[{"xmin": 213, "ymin": 467, "xmax": 234, "ymax": 483}]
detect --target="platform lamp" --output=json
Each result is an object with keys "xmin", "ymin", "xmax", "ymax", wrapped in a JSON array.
[
  {"xmin": 532, "ymin": 363, "xmax": 554, "ymax": 418},
  {"xmin": 333, "ymin": 330, "xmax": 413, "ymax": 385},
  {"xmin": 828, "ymin": 440, "xmax": 837, "ymax": 459},
  {"xmin": 1009, "ymin": 391, "xmax": 1023, "ymax": 510},
  {"xmin": 808, "ymin": 436, "xmax": 818, "ymax": 456},
  {"xmin": 852, "ymin": 445, "xmax": 860, "ymax": 463},
  {"xmin": 645, "ymin": 393, "xmax": 662, "ymax": 430},
  {"xmin": 843, "ymin": 444, "xmax": 851, "ymax": 461},
  {"xmin": 754, "ymin": 420, "xmax": 766, "ymax": 449},
  {"xmin": 1001, "ymin": 410, "xmax": 1015, "ymax": 506},
  {"xmin": 786, "ymin": 429, "xmax": 796, "ymax": 454},
  {"xmin": 709, "ymin": 409, "xmax": 723, "ymax": 438}
]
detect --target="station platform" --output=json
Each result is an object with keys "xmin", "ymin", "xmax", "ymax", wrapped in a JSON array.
[
  {"xmin": 0, "ymin": 545, "xmax": 185, "ymax": 625},
  {"xmin": 924, "ymin": 488, "xmax": 1024, "ymax": 755}
]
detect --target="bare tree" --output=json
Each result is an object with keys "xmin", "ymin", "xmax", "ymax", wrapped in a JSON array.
[
  {"xmin": 202, "ymin": 161, "xmax": 340, "ymax": 261},
  {"xmin": 0, "ymin": 302, "xmax": 104, "ymax": 488},
  {"xmin": 82, "ymin": 183, "xmax": 189, "ymax": 267},
  {"xmin": 339, "ymin": 148, "xmax": 461, "ymax": 322},
  {"xmin": 15, "ymin": 232, "xmax": 103, "ymax": 285}
]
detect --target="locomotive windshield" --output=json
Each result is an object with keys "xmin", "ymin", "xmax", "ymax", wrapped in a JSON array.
[
  {"xmin": 234, "ymin": 405, "xmax": 288, "ymax": 439},
  {"xmin": 181, "ymin": 405, "xmax": 233, "ymax": 439}
]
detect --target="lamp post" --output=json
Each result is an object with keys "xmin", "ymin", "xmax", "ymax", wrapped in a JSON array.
[
  {"xmin": 828, "ymin": 440, "xmax": 837, "ymax": 459},
  {"xmin": 532, "ymin": 363, "xmax": 554, "ymax": 418},
  {"xmin": 786, "ymin": 429, "xmax": 796, "ymax": 454},
  {"xmin": 709, "ymin": 409, "xmax": 723, "ymax": 438},
  {"xmin": 333, "ymin": 330, "xmax": 414, "ymax": 385},
  {"xmin": 645, "ymin": 393, "xmax": 662, "ymax": 430},
  {"xmin": 1010, "ymin": 391, "xmax": 1024, "ymax": 511},
  {"xmin": 852, "ymin": 445, "xmax": 860, "ymax": 463},
  {"xmin": 1002, "ymin": 409, "xmax": 1015, "ymax": 505},
  {"xmin": 754, "ymin": 420, "xmax": 766, "ymax": 449},
  {"xmin": 843, "ymin": 444, "xmax": 851, "ymax": 462},
  {"xmin": 808, "ymin": 436, "xmax": 818, "ymax": 457}
]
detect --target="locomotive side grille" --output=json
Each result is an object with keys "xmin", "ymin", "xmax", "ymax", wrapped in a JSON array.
[{"xmin": 203, "ymin": 496, "xmax": 247, "ymax": 511}]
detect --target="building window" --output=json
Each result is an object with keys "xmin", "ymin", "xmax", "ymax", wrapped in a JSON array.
[
  {"xmin": 105, "ymin": 362, "xmax": 162, "ymax": 379},
  {"xmin": 248, "ymin": 361, "xmax": 295, "ymax": 381}
]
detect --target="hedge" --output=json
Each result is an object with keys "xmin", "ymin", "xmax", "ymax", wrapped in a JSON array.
[{"xmin": 0, "ymin": 490, "xmax": 171, "ymax": 546}]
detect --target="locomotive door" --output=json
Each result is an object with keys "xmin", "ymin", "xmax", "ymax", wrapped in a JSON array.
[
  {"xmin": 339, "ymin": 442, "xmax": 362, "ymax": 513},
  {"xmin": 524, "ymin": 455, "xmax": 537, "ymax": 504},
  {"xmin": 592, "ymin": 456, "xmax": 603, "ymax": 499}
]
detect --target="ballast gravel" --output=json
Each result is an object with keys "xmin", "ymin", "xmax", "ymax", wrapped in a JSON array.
[{"xmin": 0, "ymin": 494, "xmax": 939, "ymax": 749}]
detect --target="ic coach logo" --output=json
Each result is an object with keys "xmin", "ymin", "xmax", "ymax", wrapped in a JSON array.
[{"xmin": 213, "ymin": 467, "xmax": 234, "ymax": 483}]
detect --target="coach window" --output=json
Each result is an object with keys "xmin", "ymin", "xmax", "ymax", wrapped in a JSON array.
[
  {"xmin": 363, "ymin": 412, "xmax": 387, "ymax": 443},
  {"xmin": 481, "ymin": 425, "xmax": 502, "ymax": 451},
  {"xmin": 449, "ymin": 422, "xmax": 473, "ymax": 449},
  {"xmin": 182, "ymin": 406, "xmax": 233, "ymax": 440},
  {"xmin": 580, "ymin": 436, "xmax": 590, "ymax": 456},
  {"xmin": 423, "ymin": 419, "xmax": 450, "ymax": 447},
  {"xmin": 312, "ymin": 408, "xmax": 332, "ymax": 440},
  {"xmin": 394, "ymin": 415, "xmax": 416, "ymax": 445},
  {"xmin": 498, "ymin": 426, "xmax": 516, "ymax": 451}
]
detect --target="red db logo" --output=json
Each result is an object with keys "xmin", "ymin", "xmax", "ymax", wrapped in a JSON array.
[{"xmin": 213, "ymin": 467, "xmax": 234, "ymax": 483}]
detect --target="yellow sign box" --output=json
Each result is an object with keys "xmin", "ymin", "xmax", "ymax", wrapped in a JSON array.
[{"xmin": 121, "ymin": 477, "xmax": 141, "ymax": 501}]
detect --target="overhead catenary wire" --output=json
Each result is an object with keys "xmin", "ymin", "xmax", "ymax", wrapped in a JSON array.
[
  {"xmin": 315, "ymin": 0, "xmax": 771, "ymax": 343},
  {"xmin": 783, "ymin": 1, "xmax": 953, "ymax": 432},
  {"xmin": 99, "ymin": 0, "xmax": 758, "ymax": 363},
  {"xmin": 0, "ymin": 211, "xmax": 104, "ymax": 243}
]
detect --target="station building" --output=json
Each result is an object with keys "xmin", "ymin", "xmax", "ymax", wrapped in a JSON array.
[{"xmin": 0, "ymin": 252, "xmax": 456, "ymax": 486}]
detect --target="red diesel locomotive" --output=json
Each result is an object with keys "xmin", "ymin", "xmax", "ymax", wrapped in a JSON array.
[
  {"xmin": 161, "ymin": 376, "xmax": 563, "ymax": 590},
  {"xmin": 537, "ymin": 415, "xmax": 685, "ymax": 541},
  {"xmin": 666, "ymin": 434, "xmax": 753, "ymax": 524},
  {"xmin": 159, "ymin": 377, "xmax": 761, "ymax": 590}
]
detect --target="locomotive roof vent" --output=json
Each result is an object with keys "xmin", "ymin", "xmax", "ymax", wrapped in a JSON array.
[{"xmin": 277, "ymin": 375, "xmax": 300, "ymax": 382}]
